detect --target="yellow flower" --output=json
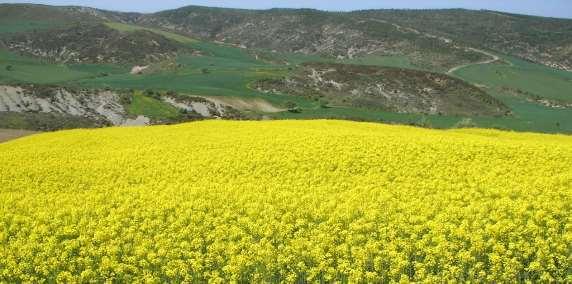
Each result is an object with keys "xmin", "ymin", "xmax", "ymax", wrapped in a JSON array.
[{"xmin": 0, "ymin": 120, "xmax": 570, "ymax": 282}]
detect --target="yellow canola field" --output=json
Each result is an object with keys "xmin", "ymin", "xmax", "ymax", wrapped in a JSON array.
[{"xmin": 0, "ymin": 120, "xmax": 571, "ymax": 283}]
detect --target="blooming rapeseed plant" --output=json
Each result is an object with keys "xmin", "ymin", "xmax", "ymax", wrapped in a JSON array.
[{"xmin": 0, "ymin": 120, "xmax": 570, "ymax": 282}]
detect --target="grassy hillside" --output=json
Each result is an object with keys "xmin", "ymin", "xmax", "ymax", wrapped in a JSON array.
[
  {"xmin": 137, "ymin": 6, "xmax": 488, "ymax": 72},
  {"xmin": 0, "ymin": 4, "xmax": 571, "ymax": 133},
  {"xmin": 0, "ymin": 120, "xmax": 571, "ymax": 282},
  {"xmin": 0, "ymin": 4, "xmax": 99, "ymax": 34},
  {"xmin": 105, "ymin": 22, "xmax": 198, "ymax": 44},
  {"xmin": 126, "ymin": 91, "xmax": 181, "ymax": 121},
  {"xmin": 450, "ymin": 54, "xmax": 572, "ymax": 133},
  {"xmin": 359, "ymin": 9, "xmax": 572, "ymax": 71},
  {"xmin": 255, "ymin": 62, "xmax": 508, "ymax": 116},
  {"xmin": 126, "ymin": 5, "xmax": 572, "ymax": 71},
  {"xmin": 2, "ymin": 23, "xmax": 187, "ymax": 64},
  {"xmin": 0, "ymin": 50, "xmax": 95, "ymax": 84}
]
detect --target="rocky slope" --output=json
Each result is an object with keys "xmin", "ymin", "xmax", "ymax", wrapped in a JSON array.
[
  {"xmin": 0, "ymin": 3, "xmax": 100, "ymax": 25},
  {"xmin": 2, "ymin": 24, "xmax": 186, "ymax": 64},
  {"xmin": 133, "ymin": 7, "xmax": 486, "ymax": 71},
  {"xmin": 3, "ymin": 4, "xmax": 571, "ymax": 70},
  {"xmin": 255, "ymin": 63, "xmax": 509, "ymax": 116},
  {"xmin": 356, "ymin": 9, "xmax": 572, "ymax": 71},
  {"xmin": 0, "ymin": 85, "xmax": 233, "ymax": 130},
  {"xmin": 133, "ymin": 6, "xmax": 572, "ymax": 71}
]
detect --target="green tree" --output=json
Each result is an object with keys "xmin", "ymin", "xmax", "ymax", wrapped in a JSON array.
[
  {"xmin": 285, "ymin": 101, "xmax": 301, "ymax": 113},
  {"xmin": 285, "ymin": 101, "xmax": 298, "ymax": 109},
  {"xmin": 319, "ymin": 99, "xmax": 330, "ymax": 109}
]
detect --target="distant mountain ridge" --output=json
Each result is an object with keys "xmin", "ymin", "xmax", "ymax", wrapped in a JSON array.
[
  {"xmin": 1, "ymin": 3, "xmax": 571, "ymax": 70},
  {"xmin": 75, "ymin": 4, "xmax": 572, "ymax": 71}
]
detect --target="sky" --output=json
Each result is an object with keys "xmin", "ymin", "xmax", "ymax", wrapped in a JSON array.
[{"xmin": 1, "ymin": 0, "xmax": 571, "ymax": 19}]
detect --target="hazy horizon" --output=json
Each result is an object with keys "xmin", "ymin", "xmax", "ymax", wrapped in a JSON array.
[{"xmin": 1, "ymin": 0, "xmax": 571, "ymax": 19}]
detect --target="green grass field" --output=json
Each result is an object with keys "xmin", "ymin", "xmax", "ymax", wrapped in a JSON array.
[
  {"xmin": 0, "ymin": 50, "xmax": 129, "ymax": 84},
  {"xmin": 105, "ymin": 22, "xmax": 198, "ymax": 44},
  {"xmin": 0, "ymin": 20, "xmax": 63, "ymax": 34},
  {"xmin": 1, "ymin": 21, "xmax": 571, "ymax": 134},
  {"xmin": 454, "ymin": 55, "xmax": 572, "ymax": 102},
  {"xmin": 450, "ymin": 54, "xmax": 572, "ymax": 133},
  {"xmin": 0, "ymin": 50, "xmax": 92, "ymax": 84},
  {"xmin": 127, "ymin": 91, "xmax": 181, "ymax": 120}
]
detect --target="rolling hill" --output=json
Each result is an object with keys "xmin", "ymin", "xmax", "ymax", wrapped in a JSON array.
[
  {"xmin": 124, "ymin": 5, "xmax": 572, "ymax": 71},
  {"xmin": 1, "ymin": 120, "xmax": 571, "ymax": 282},
  {"xmin": 255, "ymin": 62, "xmax": 508, "ymax": 116},
  {"xmin": 3, "ymin": 23, "xmax": 187, "ymax": 64},
  {"xmin": 357, "ymin": 9, "xmax": 572, "ymax": 71},
  {"xmin": 1, "ymin": 3, "xmax": 571, "ymax": 282},
  {"xmin": 132, "ymin": 6, "xmax": 488, "ymax": 72},
  {"xmin": 0, "ymin": 3, "xmax": 571, "ymax": 133}
]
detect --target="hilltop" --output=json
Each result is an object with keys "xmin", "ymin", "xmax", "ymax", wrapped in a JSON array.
[
  {"xmin": 117, "ymin": 5, "xmax": 572, "ymax": 71},
  {"xmin": 1, "ymin": 120, "xmax": 571, "ymax": 282},
  {"xmin": 2, "ymin": 4, "xmax": 572, "ymax": 70},
  {"xmin": 4, "ymin": 23, "xmax": 187, "ymax": 64}
]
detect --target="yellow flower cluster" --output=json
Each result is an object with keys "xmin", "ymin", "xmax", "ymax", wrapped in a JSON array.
[{"xmin": 0, "ymin": 120, "xmax": 571, "ymax": 283}]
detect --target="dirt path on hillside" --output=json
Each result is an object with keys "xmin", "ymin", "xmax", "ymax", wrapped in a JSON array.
[
  {"xmin": 0, "ymin": 129, "xmax": 38, "ymax": 143},
  {"xmin": 448, "ymin": 48, "xmax": 502, "ymax": 74},
  {"xmin": 364, "ymin": 18, "xmax": 509, "ymax": 74}
]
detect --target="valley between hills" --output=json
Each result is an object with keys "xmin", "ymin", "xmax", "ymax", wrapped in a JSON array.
[{"xmin": 0, "ymin": 4, "xmax": 571, "ymax": 133}]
